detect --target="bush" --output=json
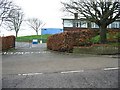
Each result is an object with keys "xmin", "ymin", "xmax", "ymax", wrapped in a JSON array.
[
  {"xmin": 90, "ymin": 31, "xmax": 120, "ymax": 44},
  {"xmin": 47, "ymin": 30, "xmax": 95, "ymax": 52},
  {"xmin": 107, "ymin": 32, "xmax": 120, "ymax": 42},
  {"xmin": 47, "ymin": 29, "xmax": 120, "ymax": 52},
  {"xmin": 90, "ymin": 35, "xmax": 100, "ymax": 44},
  {"xmin": 0, "ymin": 36, "xmax": 15, "ymax": 50}
]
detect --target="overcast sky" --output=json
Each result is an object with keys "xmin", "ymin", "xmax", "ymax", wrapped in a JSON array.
[
  {"xmin": 1, "ymin": 0, "xmax": 71, "ymax": 36},
  {"xmin": 14, "ymin": 0, "xmax": 65, "ymax": 28}
]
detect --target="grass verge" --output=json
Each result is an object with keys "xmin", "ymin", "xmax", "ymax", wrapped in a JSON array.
[{"xmin": 16, "ymin": 34, "xmax": 52, "ymax": 42}]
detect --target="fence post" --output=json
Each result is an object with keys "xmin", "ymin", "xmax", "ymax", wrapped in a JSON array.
[{"xmin": 13, "ymin": 36, "xmax": 15, "ymax": 48}]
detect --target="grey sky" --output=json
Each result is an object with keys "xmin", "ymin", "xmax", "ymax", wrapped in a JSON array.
[
  {"xmin": 1, "ymin": 0, "xmax": 68, "ymax": 36},
  {"xmin": 13, "ymin": 0, "xmax": 64, "ymax": 28}
]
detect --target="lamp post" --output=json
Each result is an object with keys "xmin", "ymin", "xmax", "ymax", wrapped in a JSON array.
[{"xmin": 40, "ymin": 23, "xmax": 46, "ymax": 44}]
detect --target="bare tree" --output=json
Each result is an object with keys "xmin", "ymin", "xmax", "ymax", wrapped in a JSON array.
[
  {"xmin": 27, "ymin": 18, "xmax": 44, "ymax": 35},
  {"xmin": 4, "ymin": 7, "xmax": 24, "ymax": 37},
  {"xmin": 62, "ymin": 0, "xmax": 120, "ymax": 43},
  {"xmin": 0, "ymin": 0, "xmax": 14, "ymax": 26}
]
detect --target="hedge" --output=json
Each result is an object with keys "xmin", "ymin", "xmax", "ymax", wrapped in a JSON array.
[
  {"xmin": 47, "ymin": 29, "xmax": 120, "ymax": 52},
  {"xmin": 0, "ymin": 36, "xmax": 15, "ymax": 50},
  {"xmin": 47, "ymin": 29, "xmax": 95, "ymax": 52},
  {"xmin": 107, "ymin": 30, "xmax": 120, "ymax": 42}
]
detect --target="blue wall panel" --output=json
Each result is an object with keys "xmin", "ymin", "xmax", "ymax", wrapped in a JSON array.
[{"xmin": 41, "ymin": 28, "xmax": 63, "ymax": 35}]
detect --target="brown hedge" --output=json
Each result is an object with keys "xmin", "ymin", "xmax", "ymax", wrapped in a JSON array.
[
  {"xmin": 107, "ymin": 30, "xmax": 120, "ymax": 42},
  {"xmin": 0, "ymin": 36, "xmax": 15, "ymax": 50},
  {"xmin": 47, "ymin": 29, "xmax": 95, "ymax": 52}
]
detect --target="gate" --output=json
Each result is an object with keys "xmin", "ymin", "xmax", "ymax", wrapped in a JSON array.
[
  {"xmin": 15, "ymin": 41, "xmax": 32, "ymax": 49},
  {"xmin": 15, "ymin": 38, "xmax": 47, "ymax": 49}
]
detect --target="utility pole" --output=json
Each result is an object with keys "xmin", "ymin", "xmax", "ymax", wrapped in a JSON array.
[{"xmin": 40, "ymin": 23, "xmax": 46, "ymax": 44}]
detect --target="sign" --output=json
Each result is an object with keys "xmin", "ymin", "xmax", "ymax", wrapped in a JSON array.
[{"xmin": 32, "ymin": 39, "xmax": 38, "ymax": 44}]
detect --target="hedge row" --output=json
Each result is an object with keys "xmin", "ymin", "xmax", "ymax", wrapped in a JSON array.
[
  {"xmin": 107, "ymin": 30, "xmax": 120, "ymax": 42},
  {"xmin": 0, "ymin": 36, "xmax": 15, "ymax": 50},
  {"xmin": 47, "ymin": 29, "xmax": 95, "ymax": 52}
]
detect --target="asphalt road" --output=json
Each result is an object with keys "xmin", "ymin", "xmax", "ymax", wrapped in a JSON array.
[
  {"xmin": 2, "ymin": 42, "xmax": 119, "ymax": 88},
  {"xmin": 2, "ymin": 69, "xmax": 118, "ymax": 88}
]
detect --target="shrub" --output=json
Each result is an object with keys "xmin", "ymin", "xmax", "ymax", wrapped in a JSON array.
[
  {"xmin": 90, "ymin": 35, "xmax": 100, "ymax": 44},
  {"xmin": 90, "ymin": 31, "xmax": 120, "ymax": 44},
  {"xmin": 0, "ymin": 36, "xmax": 15, "ymax": 50},
  {"xmin": 47, "ymin": 29, "xmax": 95, "ymax": 52}
]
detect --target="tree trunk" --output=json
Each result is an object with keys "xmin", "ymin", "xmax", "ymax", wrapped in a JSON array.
[
  {"xmin": 36, "ymin": 31, "xmax": 38, "ymax": 35},
  {"xmin": 16, "ymin": 31, "xmax": 18, "ymax": 37},
  {"xmin": 99, "ymin": 26, "xmax": 107, "ymax": 44}
]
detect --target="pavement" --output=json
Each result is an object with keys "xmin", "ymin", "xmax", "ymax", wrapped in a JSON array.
[{"xmin": 1, "ymin": 42, "xmax": 119, "ymax": 88}]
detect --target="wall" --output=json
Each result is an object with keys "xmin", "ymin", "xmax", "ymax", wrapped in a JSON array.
[{"xmin": 41, "ymin": 28, "xmax": 63, "ymax": 35}]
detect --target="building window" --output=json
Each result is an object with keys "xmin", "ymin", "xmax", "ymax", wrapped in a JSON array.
[
  {"xmin": 111, "ymin": 22, "xmax": 115, "ymax": 28},
  {"xmin": 91, "ymin": 23, "xmax": 99, "ymax": 28},
  {"xmin": 63, "ymin": 19, "xmax": 120, "ymax": 29},
  {"xmin": 64, "ymin": 20, "xmax": 73, "ymax": 27},
  {"xmin": 95, "ymin": 24, "xmax": 99, "ymax": 28},
  {"xmin": 111, "ymin": 22, "xmax": 120, "ymax": 28},
  {"xmin": 80, "ymin": 21, "xmax": 87, "ymax": 28}
]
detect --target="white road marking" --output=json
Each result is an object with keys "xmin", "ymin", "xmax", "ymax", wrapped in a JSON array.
[
  {"xmin": 18, "ymin": 70, "xmax": 84, "ymax": 76},
  {"xmin": 61, "ymin": 70, "xmax": 84, "ymax": 74},
  {"xmin": 25, "ymin": 52, "xmax": 30, "ymax": 54},
  {"xmin": 31, "ymin": 52, "xmax": 34, "ymax": 54},
  {"xmin": 2, "ymin": 51, "xmax": 51, "ymax": 55},
  {"xmin": 104, "ymin": 67, "xmax": 119, "ymax": 71},
  {"xmin": 10, "ymin": 52, "xmax": 14, "ymax": 55},
  {"xmin": 17, "ymin": 67, "xmax": 119, "ymax": 76},
  {"xmin": 18, "ymin": 73, "xmax": 43, "ymax": 76}
]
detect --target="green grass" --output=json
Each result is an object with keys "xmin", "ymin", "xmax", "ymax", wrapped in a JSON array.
[{"xmin": 16, "ymin": 34, "xmax": 52, "ymax": 42}]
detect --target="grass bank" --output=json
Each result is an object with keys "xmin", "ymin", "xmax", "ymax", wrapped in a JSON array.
[{"xmin": 16, "ymin": 34, "xmax": 52, "ymax": 43}]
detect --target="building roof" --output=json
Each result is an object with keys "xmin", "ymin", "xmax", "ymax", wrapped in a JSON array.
[{"xmin": 62, "ymin": 18, "xmax": 120, "ymax": 21}]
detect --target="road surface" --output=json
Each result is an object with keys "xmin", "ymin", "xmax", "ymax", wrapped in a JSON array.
[{"xmin": 2, "ymin": 42, "xmax": 119, "ymax": 88}]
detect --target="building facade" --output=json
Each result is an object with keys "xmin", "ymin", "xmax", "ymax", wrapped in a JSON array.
[
  {"xmin": 63, "ymin": 19, "xmax": 120, "ymax": 29},
  {"xmin": 62, "ymin": 13, "xmax": 120, "ymax": 31}
]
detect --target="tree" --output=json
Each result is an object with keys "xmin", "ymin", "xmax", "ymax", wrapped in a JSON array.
[
  {"xmin": 27, "ymin": 18, "xmax": 44, "ymax": 35},
  {"xmin": 62, "ymin": 0, "xmax": 120, "ymax": 44},
  {"xmin": 4, "ymin": 7, "xmax": 24, "ymax": 37},
  {"xmin": 0, "ymin": 0, "xmax": 13, "ymax": 26}
]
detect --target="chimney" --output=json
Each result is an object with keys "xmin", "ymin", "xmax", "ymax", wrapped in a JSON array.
[{"xmin": 74, "ymin": 13, "xmax": 78, "ymax": 19}]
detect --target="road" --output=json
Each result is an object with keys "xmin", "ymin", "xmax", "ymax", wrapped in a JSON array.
[
  {"xmin": 2, "ymin": 42, "xmax": 119, "ymax": 88},
  {"xmin": 2, "ymin": 69, "xmax": 118, "ymax": 88}
]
